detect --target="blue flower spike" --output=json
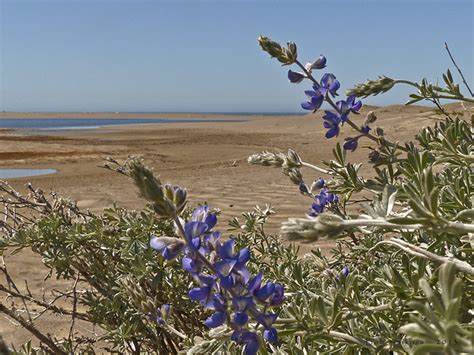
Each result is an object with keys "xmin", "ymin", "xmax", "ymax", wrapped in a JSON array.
[
  {"xmin": 150, "ymin": 205, "xmax": 284, "ymax": 353},
  {"xmin": 309, "ymin": 188, "xmax": 338, "ymax": 217},
  {"xmin": 293, "ymin": 54, "xmax": 367, "ymax": 152}
]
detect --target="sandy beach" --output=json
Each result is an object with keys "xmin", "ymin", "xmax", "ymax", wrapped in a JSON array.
[{"xmin": 0, "ymin": 105, "xmax": 467, "ymax": 345}]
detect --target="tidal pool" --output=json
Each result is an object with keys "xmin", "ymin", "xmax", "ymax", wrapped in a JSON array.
[{"xmin": 0, "ymin": 168, "xmax": 57, "ymax": 179}]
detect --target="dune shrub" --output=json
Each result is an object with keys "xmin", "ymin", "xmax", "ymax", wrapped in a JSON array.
[{"xmin": 0, "ymin": 37, "xmax": 473, "ymax": 354}]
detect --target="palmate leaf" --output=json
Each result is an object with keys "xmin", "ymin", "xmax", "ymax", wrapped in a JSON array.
[
  {"xmin": 400, "ymin": 263, "xmax": 473, "ymax": 354},
  {"xmin": 365, "ymin": 185, "xmax": 398, "ymax": 218}
]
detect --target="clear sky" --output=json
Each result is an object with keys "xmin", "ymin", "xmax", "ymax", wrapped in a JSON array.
[{"xmin": 0, "ymin": 0, "xmax": 472, "ymax": 113}]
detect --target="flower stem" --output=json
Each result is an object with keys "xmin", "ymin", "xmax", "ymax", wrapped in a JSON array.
[
  {"xmin": 371, "ymin": 238, "xmax": 474, "ymax": 275},
  {"xmin": 301, "ymin": 161, "xmax": 332, "ymax": 175}
]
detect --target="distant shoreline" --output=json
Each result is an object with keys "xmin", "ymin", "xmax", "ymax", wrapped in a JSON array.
[{"xmin": 0, "ymin": 111, "xmax": 305, "ymax": 120}]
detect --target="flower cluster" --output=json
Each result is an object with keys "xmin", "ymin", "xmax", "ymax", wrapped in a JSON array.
[
  {"xmin": 286, "ymin": 55, "xmax": 371, "ymax": 151},
  {"xmin": 307, "ymin": 179, "xmax": 338, "ymax": 217},
  {"xmin": 151, "ymin": 205, "xmax": 284, "ymax": 354}
]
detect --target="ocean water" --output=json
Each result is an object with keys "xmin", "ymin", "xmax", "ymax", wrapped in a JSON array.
[{"xmin": 0, "ymin": 118, "xmax": 245, "ymax": 131}]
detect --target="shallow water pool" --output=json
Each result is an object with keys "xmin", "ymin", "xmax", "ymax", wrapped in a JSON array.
[{"xmin": 0, "ymin": 168, "xmax": 57, "ymax": 179}]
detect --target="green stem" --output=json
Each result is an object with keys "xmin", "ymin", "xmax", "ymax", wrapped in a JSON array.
[
  {"xmin": 165, "ymin": 324, "xmax": 188, "ymax": 339},
  {"xmin": 393, "ymin": 79, "xmax": 474, "ymax": 103},
  {"xmin": 393, "ymin": 79, "xmax": 420, "ymax": 88}
]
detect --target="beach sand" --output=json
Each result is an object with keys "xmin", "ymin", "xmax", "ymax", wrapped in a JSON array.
[{"xmin": 0, "ymin": 105, "xmax": 468, "ymax": 346}]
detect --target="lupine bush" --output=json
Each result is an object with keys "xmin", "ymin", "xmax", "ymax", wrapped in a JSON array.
[
  {"xmin": 0, "ymin": 195, "xmax": 206, "ymax": 353},
  {"xmin": 1, "ymin": 35, "xmax": 473, "ymax": 354}
]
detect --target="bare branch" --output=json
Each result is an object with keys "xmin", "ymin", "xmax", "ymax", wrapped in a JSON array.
[
  {"xmin": 445, "ymin": 42, "xmax": 474, "ymax": 97},
  {"xmin": 0, "ymin": 302, "xmax": 66, "ymax": 354}
]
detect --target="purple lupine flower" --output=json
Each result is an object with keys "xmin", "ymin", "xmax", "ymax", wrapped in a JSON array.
[
  {"xmin": 202, "ymin": 231, "xmax": 221, "ymax": 252},
  {"xmin": 269, "ymin": 283, "xmax": 285, "ymax": 306},
  {"xmin": 189, "ymin": 275, "xmax": 217, "ymax": 306},
  {"xmin": 182, "ymin": 256, "xmax": 199, "ymax": 274},
  {"xmin": 205, "ymin": 311, "xmax": 226, "ymax": 328},
  {"xmin": 254, "ymin": 282, "xmax": 285, "ymax": 306},
  {"xmin": 309, "ymin": 201, "xmax": 325, "ymax": 217},
  {"xmin": 311, "ymin": 178, "xmax": 325, "ymax": 192},
  {"xmin": 257, "ymin": 313, "xmax": 279, "ymax": 343},
  {"xmin": 189, "ymin": 286, "xmax": 214, "ymax": 302},
  {"xmin": 305, "ymin": 55, "xmax": 327, "ymax": 71},
  {"xmin": 301, "ymin": 90, "xmax": 324, "ymax": 111},
  {"xmin": 322, "ymin": 111, "xmax": 342, "ymax": 138},
  {"xmin": 156, "ymin": 304, "xmax": 171, "ymax": 325},
  {"xmin": 264, "ymin": 327, "xmax": 278, "ymax": 343},
  {"xmin": 231, "ymin": 295, "xmax": 253, "ymax": 327},
  {"xmin": 156, "ymin": 315, "xmax": 166, "ymax": 326},
  {"xmin": 184, "ymin": 221, "xmax": 207, "ymax": 251},
  {"xmin": 288, "ymin": 70, "xmax": 306, "ymax": 83},
  {"xmin": 343, "ymin": 137, "xmax": 359, "ymax": 152},
  {"xmin": 346, "ymin": 95, "xmax": 363, "ymax": 113},
  {"xmin": 191, "ymin": 205, "xmax": 217, "ymax": 230},
  {"xmin": 150, "ymin": 236, "xmax": 185, "ymax": 260},
  {"xmin": 318, "ymin": 73, "xmax": 340, "ymax": 97},
  {"xmin": 214, "ymin": 239, "xmax": 250, "ymax": 276},
  {"xmin": 231, "ymin": 330, "xmax": 261, "ymax": 355},
  {"xmin": 233, "ymin": 311, "xmax": 249, "ymax": 326},
  {"xmin": 309, "ymin": 188, "xmax": 338, "ymax": 216},
  {"xmin": 337, "ymin": 95, "xmax": 362, "ymax": 117},
  {"xmin": 162, "ymin": 304, "xmax": 171, "ymax": 315},
  {"xmin": 232, "ymin": 295, "xmax": 254, "ymax": 314},
  {"xmin": 254, "ymin": 282, "xmax": 275, "ymax": 302},
  {"xmin": 248, "ymin": 272, "xmax": 263, "ymax": 293}
]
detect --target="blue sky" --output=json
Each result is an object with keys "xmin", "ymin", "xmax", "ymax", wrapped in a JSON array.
[{"xmin": 0, "ymin": 0, "xmax": 472, "ymax": 113}]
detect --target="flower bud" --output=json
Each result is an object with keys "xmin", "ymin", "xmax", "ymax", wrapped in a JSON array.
[
  {"xmin": 160, "ymin": 303, "xmax": 171, "ymax": 322},
  {"xmin": 341, "ymin": 266, "xmax": 349, "ymax": 277},
  {"xmin": 347, "ymin": 76, "xmax": 395, "ymax": 98},
  {"xmin": 258, "ymin": 36, "xmax": 297, "ymax": 65},
  {"xmin": 285, "ymin": 149, "xmax": 302, "ymax": 168},
  {"xmin": 310, "ymin": 178, "xmax": 325, "ymax": 192},
  {"xmin": 247, "ymin": 151, "xmax": 285, "ymax": 167},
  {"xmin": 368, "ymin": 149, "xmax": 381, "ymax": 163},
  {"xmin": 128, "ymin": 159, "xmax": 164, "ymax": 202},
  {"xmin": 299, "ymin": 181, "xmax": 309, "ymax": 195},
  {"xmin": 287, "ymin": 169, "xmax": 303, "ymax": 185},
  {"xmin": 258, "ymin": 36, "xmax": 283, "ymax": 59},
  {"xmin": 284, "ymin": 42, "xmax": 298, "ymax": 64},
  {"xmin": 153, "ymin": 198, "xmax": 178, "ymax": 219},
  {"xmin": 360, "ymin": 125, "xmax": 371, "ymax": 135},
  {"xmin": 343, "ymin": 137, "xmax": 359, "ymax": 152},
  {"xmin": 364, "ymin": 111, "xmax": 377, "ymax": 124}
]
